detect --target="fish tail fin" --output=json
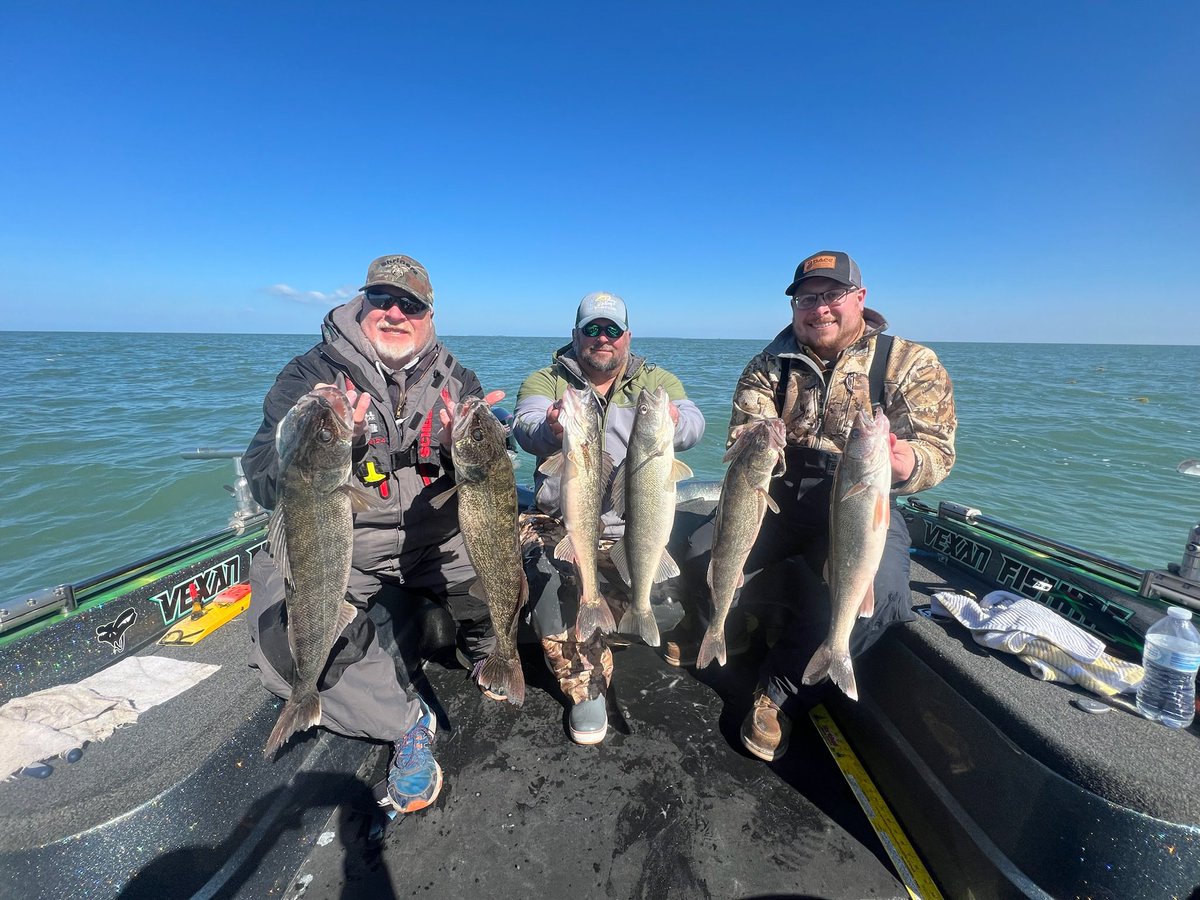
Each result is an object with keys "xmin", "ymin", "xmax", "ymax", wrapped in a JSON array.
[
  {"xmin": 263, "ymin": 688, "xmax": 321, "ymax": 758},
  {"xmin": 696, "ymin": 628, "xmax": 727, "ymax": 669},
  {"xmin": 618, "ymin": 605, "xmax": 661, "ymax": 647},
  {"xmin": 574, "ymin": 591, "xmax": 617, "ymax": 641},
  {"xmin": 474, "ymin": 654, "xmax": 526, "ymax": 707},
  {"xmin": 802, "ymin": 643, "xmax": 859, "ymax": 701}
]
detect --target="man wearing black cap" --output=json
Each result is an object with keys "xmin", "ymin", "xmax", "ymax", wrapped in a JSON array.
[
  {"xmin": 242, "ymin": 254, "xmax": 503, "ymax": 815},
  {"xmin": 682, "ymin": 250, "xmax": 957, "ymax": 762}
]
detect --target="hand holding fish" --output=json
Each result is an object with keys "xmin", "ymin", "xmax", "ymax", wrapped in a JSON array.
[
  {"xmin": 438, "ymin": 389, "xmax": 506, "ymax": 446},
  {"xmin": 545, "ymin": 399, "xmax": 565, "ymax": 441},
  {"xmin": 313, "ymin": 379, "xmax": 372, "ymax": 439},
  {"xmin": 888, "ymin": 434, "xmax": 915, "ymax": 484}
]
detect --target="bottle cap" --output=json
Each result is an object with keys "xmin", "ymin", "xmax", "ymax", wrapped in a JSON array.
[{"xmin": 1167, "ymin": 606, "xmax": 1193, "ymax": 620}]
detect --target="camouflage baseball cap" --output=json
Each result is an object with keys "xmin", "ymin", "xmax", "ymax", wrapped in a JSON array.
[
  {"xmin": 784, "ymin": 250, "xmax": 862, "ymax": 295},
  {"xmin": 360, "ymin": 255, "xmax": 435, "ymax": 307},
  {"xmin": 575, "ymin": 291, "xmax": 628, "ymax": 331}
]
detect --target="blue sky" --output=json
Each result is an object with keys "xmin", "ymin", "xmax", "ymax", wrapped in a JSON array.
[{"xmin": 1, "ymin": 2, "xmax": 1196, "ymax": 343}]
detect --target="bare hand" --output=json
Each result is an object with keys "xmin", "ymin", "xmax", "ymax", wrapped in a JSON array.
[
  {"xmin": 315, "ymin": 381, "xmax": 372, "ymax": 439},
  {"xmin": 439, "ymin": 389, "xmax": 507, "ymax": 445},
  {"xmin": 889, "ymin": 433, "xmax": 916, "ymax": 485},
  {"xmin": 546, "ymin": 399, "xmax": 565, "ymax": 440},
  {"xmin": 669, "ymin": 402, "xmax": 680, "ymax": 426}
]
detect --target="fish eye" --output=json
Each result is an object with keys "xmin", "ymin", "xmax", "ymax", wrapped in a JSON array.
[
  {"xmin": 471, "ymin": 428, "xmax": 484, "ymax": 441},
  {"xmin": 318, "ymin": 428, "xmax": 333, "ymax": 443}
]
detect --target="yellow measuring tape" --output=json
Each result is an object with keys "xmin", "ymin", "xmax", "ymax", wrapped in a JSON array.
[{"xmin": 809, "ymin": 704, "xmax": 944, "ymax": 900}]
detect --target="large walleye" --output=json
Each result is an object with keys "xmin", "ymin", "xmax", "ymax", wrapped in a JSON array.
[
  {"xmin": 444, "ymin": 398, "xmax": 528, "ymax": 706},
  {"xmin": 697, "ymin": 417, "xmax": 786, "ymax": 668},
  {"xmin": 263, "ymin": 384, "xmax": 366, "ymax": 758},
  {"xmin": 802, "ymin": 407, "xmax": 893, "ymax": 701},
  {"xmin": 610, "ymin": 387, "xmax": 693, "ymax": 647},
  {"xmin": 539, "ymin": 387, "xmax": 616, "ymax": 641}
]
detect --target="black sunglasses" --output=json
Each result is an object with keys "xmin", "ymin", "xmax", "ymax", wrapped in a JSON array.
[
  {"xmin": 364, "ymin": 290, "xmax": 429, "ymax": 315},
  {"xmin": 580, "ymin": 322, "xmax": 625, "ymax": 339}
]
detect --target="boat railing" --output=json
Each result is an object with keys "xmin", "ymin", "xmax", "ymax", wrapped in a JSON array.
[
  {"xmin": 1140, "ymin": 461, "xmax": 1200, "ymax": 608},
  {"xmin": 0, "ymin": 450, "xmax": 267, "ymax": 635},
  {"xmin": 906, "ymin": 458, "xmax": 1200, "ymax": 612}
]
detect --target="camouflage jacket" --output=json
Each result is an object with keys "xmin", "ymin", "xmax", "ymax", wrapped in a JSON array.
[{"xmin": 729, "ymin": 309, "xmax": 956, "ymax": 494}]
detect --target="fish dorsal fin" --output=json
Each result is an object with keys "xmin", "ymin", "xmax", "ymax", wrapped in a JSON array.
[
  {"xmin": 653, "ymin": 549, "xmax": 680, "ymax": 583},
  {"xmin": 756, "ymin": 487, "xmax": 780, "ymax": 515},
  {"xmin": 876, "ymin": 492, "xmax": 890, "ymax": 530},
  {"xmin": 841, "ymin": 480, "xmax": 870, "ymax": 502},
  {"xmin": 553, "ymin": 534, "xmax": 577, "ymax": 564},
  {"xmin": 428, "ymin": 483, "xmax": 459, "ymax": 510},
  {"xmin": 609, "ymin": 538, "xmax": 631, "ymax": 586},
  {"xmin": 670, "ymin": 459, "xmax": 693, "ymax": 482},
  {"xmin": 599, "ymin": 451, "xmax": 616, "ymax": 497},
  {"xmin": 609, "ymin": 461, "xmax": 627, "ymax": 518},
  {"xmin": 335, "ymin": 599, "xmax": 358, "ymax": 636},
  {"xmin": 539, "ymin": 452, "xmax": 565, "ymax": 477},
  {"xmin": 267, "ymin": 505, "xmax": 292, "ymax": 587},
  {"xmin": 342, "ymin": 480, "xmax": 385, "ymax": 514},
  {"xmin": 859, "ymin": 583, "xmax": 876, "ymax": 618}
]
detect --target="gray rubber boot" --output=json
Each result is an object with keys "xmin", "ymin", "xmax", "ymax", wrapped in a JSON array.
[{"xmin": 568, "ymin": 694, "xmax": 608, "ymax": 745}]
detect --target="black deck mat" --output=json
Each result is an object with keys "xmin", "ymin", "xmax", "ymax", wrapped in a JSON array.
[
  {"xmin": 283, "ymin": 639, "xmax": 908, "ymax": 900},
  {"xmin": 903, "ymin": 557, "xmax": 1200, "ymax": 826}
]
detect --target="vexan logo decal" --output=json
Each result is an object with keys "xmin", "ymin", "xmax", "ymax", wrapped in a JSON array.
[
  {"xmin": 150, "ymin": 556, "xmax": 241, "ymax": 625},
  {"xmin": 922, "ymin": 523, "xmax": 992, "ymax": 573}
]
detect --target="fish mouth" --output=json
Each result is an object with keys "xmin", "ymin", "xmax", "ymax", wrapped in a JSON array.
[
  {"xmin": 451, "ymin": 397, "xmax": 490, "ymax": 438},
  {"xmin": 307, "ymin": 386, "xmax": 354, "ymax": 432}
]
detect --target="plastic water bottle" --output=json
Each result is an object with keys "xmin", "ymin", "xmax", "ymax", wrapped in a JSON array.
[{"xmin": 1136, "ymin": 607, "xmax": 1200, "ymax": 728}]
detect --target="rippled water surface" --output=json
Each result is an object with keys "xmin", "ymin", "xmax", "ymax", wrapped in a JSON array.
[{"xmin": 2, "ymin": 332, "xmax": 1197, "ymax": 599}]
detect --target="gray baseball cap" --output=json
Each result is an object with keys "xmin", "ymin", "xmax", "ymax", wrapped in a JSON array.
[
  {"xmin": 575, "ymin": 291, "xmax": 628, "ymax": 331},
  {"xmin": 360, "ymin": 255, "xmax": 435, "ymax": 307}
]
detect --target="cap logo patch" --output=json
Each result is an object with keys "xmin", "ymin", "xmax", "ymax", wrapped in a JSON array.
[{"xmin": 803, "ymin": 255, "xmax": 837, "ymax": 274}]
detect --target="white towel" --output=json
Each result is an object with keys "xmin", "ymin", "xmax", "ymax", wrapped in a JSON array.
[
  {"xmin": 931, "ymin": 590, "xmax": 1106, "ymax": 662},
  {"xmin": 930, "ymin": 590, "xmax": 1142, "ymax": 695},
  {"xmin": 1, "ymin": 656, "xmax": 219, "ymax": 779}
]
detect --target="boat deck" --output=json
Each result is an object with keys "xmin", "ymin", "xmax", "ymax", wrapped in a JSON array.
[{"xmin": 4, "ymin": 543, "xmax": 1200, "ymax": 898}]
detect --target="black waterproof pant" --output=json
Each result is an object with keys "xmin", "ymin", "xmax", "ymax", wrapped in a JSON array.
[
  {"xmin": 247, "ymin": 527, "xmax": 494, "ymax": 743},
  {"xmin": 681, "ymin": 447, "xmax": 914, "ymax": 715}
]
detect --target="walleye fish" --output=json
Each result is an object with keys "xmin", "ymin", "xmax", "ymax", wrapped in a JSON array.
[
  {"xmin": 610, "ymin": 387, "xmax": 693, "ymax": 647},
  {"xmin": 445, "ymin": 397, "xmax": 528, "ymax": 706},
  {"xmin": 697, "ymin": 417, "xmax": 786, "ymax": 668},
  {"xmin": 802, "ymin": 407, "xmax": 893, "ymax": 701},
  {"xmin": 263, "ymin": 384, "xmax": 364, "ymax": 758},
  {"xmin": 539, "ymin": 387, "xmax": 616, "ymax": 641}
]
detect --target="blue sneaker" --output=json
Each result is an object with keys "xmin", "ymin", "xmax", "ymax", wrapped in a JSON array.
[{"xmin": 387, "ymin": 697, "xmax": 442, "ymax": 813}]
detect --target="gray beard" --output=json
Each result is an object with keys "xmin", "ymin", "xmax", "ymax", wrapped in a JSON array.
[{"xmin": 369, "ymin": 331, "xmax": 435, "ymax": 371}]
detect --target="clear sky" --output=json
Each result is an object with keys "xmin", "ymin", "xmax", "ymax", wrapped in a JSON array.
[{"xmin": 2, "ymin": 2, "xmax": 1196, "ymax": 343}]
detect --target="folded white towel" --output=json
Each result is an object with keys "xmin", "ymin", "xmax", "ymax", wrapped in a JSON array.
[
  {"xmin": 931, "ymin": 590, "xmax": 1106, "ymax": 662},
  {"xmin": 930, "ymin": 590, "xmax": 1143, "ymax": 695},
  {"xmin": 1, "ymin": 656, "xmax": 219, "ymax": 779}
]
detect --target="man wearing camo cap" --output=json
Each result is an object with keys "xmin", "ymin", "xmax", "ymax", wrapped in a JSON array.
[{"xmin": 243, "ymin": 254, "xmax": 503, "ymax": 816}]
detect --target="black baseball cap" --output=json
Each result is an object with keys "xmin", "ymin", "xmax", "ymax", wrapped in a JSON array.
[{"xmin": 784, "ymin": 250, "xmax": 862, "ymax": 296}]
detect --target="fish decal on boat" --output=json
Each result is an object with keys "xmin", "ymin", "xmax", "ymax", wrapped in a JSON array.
[
  {"xmin": 610, "ymin": 387, "xmax": 693, "ymax": 647},
  {"xmin": 802, "ymin": 407, "xmax": 892, "ymax": 700}
]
